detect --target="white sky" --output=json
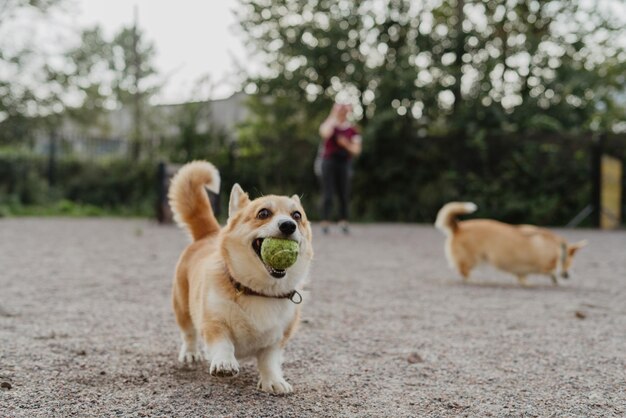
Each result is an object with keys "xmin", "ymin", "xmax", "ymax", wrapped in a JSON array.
[
  {"xmin": 71, "ymin": 0, "xmax": 250, "ymax": 104},
  {"xmin": 3, "ymin": 0, "xmax": 624, "ymax": 109}
]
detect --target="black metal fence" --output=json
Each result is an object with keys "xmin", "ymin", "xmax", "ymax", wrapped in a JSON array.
[{"xmin": 2, "ymin": 132, "xmax": 624, "ymax": 227}]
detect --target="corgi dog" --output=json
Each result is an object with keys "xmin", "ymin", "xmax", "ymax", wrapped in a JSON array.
[
  {"xmin": 168, "ymin": 161, "xmax": 313, "ymax": 394},
  {"xmin": 435, "ymin": 202, "xmax": 586, "ymax": 286}
]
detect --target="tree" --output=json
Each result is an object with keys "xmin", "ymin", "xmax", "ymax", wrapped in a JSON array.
[
  {"xmin": 236, "ymin": 0, "xmax": 626, "ymax": 222},
  {"xmin": 109, "ymin": 20, "xmax": 159, "ymax": 160},
  {"xmin": 235, "ymin": 0, "xmax": 376, "ymax": 195},
  {"xmin": 237, "ymin": 0, "xmax": 625, "ymax": 132},
  {"xmin": 43, "ymin": 22, "xmax": 160, "ymax": 159},
  {"xmin": 0, "ymin": 0, "xmax": 64, "ymax": 145},
  {"xmin": 0, "ymin": 3, "xmax": 160, "ymax": 159},
  {"xmin": 167, "ymin": 77, "xmax": 231, "ymax": 165}
]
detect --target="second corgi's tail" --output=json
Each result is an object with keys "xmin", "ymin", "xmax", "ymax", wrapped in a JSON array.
[
  {"xmin": 168, "ymin": 161, "xmax": 221, "ymax": 241},
  {"xmin": 435, "ymin": 202, "xmax": 477, "ymax": 236}
]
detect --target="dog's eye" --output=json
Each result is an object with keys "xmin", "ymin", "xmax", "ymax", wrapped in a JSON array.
[
  {"xmin": 257, "ymin": 208, "xmax": 272, "ymax": 220},
  {"xmin": 291, "ymin": 211, "xmax": 302, "ymax": 221}
]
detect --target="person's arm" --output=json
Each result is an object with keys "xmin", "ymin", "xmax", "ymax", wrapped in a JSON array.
[
  {"xmin": 352, "ymin": 135, "xmax": 362, "ymax": 156},
  {"xmin": 337, "ymin": 135, "xmax": 362, "ymax": 156},
  {"xmin": 319, "ymin": 104, "xmax": 341, "ymax": 140},
  {"xmin": 319, "ymin": 116, "xmax": 336, "ymax": 140}
]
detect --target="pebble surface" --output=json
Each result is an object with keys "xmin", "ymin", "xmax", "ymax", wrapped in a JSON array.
[{"xmin": 0, "ymin": 218, "xmax": 624, "ymax": 417}]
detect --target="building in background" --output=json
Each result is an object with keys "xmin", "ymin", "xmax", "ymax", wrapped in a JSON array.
[{"xmin": 34, "ymin": 92, "xmax": 248, "ymax": 158}]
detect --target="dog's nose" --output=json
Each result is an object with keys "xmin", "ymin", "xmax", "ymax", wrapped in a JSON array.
[
  {"xmin": 561, "ymin": 271, "xmax": 569, "ymax": 279},
  {"xmin": 278, "ymin": 220, "xmax": 296, "ymax": 236}
]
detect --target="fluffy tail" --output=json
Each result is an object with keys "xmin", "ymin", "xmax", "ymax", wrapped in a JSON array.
[
  {"xmin": 168, "ymin": 161, "xmax": 221, "ymax": 241},
  {"xmin": 435, "ymin": 202, "xmax": 477, "ymax": 236}
]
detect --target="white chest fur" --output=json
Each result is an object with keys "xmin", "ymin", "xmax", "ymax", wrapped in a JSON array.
[
  {"xmin": 234, "ymin": 297, "xmax": 295, "ymax": 357},
  {"xmin": 207, "ymin": 292, "xmax": 296, "ymax": 359}
]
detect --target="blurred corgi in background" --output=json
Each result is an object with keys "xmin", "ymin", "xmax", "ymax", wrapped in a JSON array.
[{"xmin": 435, "ymin": 202, "xmax": 586, "ymax": 286}]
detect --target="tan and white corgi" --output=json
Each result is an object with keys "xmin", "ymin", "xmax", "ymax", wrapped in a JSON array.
[
  {"xmin": 168, "ymin": 161, "xmax": 313, "ymax": 394},
  {"xmin": 435, "ymin": 202, "xmax": 586, "ymax": 285}
]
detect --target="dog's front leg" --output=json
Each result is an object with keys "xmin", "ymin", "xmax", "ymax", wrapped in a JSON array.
[
  {"xmin": 203, "ymin": 326, "xmax": 239, "ymax": 378},
  {"xmin": 256, "ymin": 344, "xmax": 292, "ymax": 394}
]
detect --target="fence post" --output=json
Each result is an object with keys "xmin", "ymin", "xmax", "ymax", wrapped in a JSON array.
[
  {"xmin": 590, "ymin": 134, "xmax": 606, "ymax": 228},
  {"xmin": 155, "ymin": 162, "xmax": 220, "ymax": 224},
  {"xmin": 156, "ymin": 161, "xmax": 166, "ymax": 223},
  {"xmin": 48, "ymin": 130, "xmax": 57, "ymax": 187}
]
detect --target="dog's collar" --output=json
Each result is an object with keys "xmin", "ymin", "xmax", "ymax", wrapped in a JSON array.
[{"xmin": 227, "ymin": 273, "xmax": 302, "ymax": 304}]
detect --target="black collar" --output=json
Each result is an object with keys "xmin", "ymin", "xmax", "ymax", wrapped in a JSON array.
[{"xmin": 227, "ymin": 273, "xmax": 302, "ymax": 304}]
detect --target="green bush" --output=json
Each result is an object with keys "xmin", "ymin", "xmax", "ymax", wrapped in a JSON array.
[
  {"xmin": 0, "ymin": 151, "xmax": 156, "ymax": 217},
  {"xmin": 350, "ymin": 129, "xmax": 616, "ymax": 226},
  {"xmin": 0, "ymin": 134, "xmax": 623, "ymax": 226}
]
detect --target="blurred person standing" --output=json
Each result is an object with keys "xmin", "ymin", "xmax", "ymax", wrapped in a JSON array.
[{"xmin": 318, "ymin": 103, "xmax": 362, "ymax": 234}]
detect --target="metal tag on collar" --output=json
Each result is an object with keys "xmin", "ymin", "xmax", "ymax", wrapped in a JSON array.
[{"xmin": 289, "ymin": 290, "xmax": 303, "ymax": 304}]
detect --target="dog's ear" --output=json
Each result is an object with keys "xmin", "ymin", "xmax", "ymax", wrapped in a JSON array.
[
  {"xmin": 568, "ymin": 240, "xmax": 588, "ymax": 256},
  {"xmin": 229, "ymin": 183, "xmax": 250, "ymax": 217},
  {"xmin": 291, "ymin": 194, "xmax": 301, "ymax": 205}
]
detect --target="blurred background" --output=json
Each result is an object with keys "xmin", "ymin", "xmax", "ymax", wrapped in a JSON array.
[{"xmin": 1, "ymin": 0, "xmax": 625, "ymax": 227}]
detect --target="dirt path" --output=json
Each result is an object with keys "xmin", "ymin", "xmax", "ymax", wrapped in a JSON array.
[{"xmin": 1, "ymin": 219, "xmax": 624, "ymax": 417}]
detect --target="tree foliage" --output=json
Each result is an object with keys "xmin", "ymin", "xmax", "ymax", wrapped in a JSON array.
[
  {"xmin": 0, "ymin": 6, "xmax": 160, "ymax": 159},
  {"xmin": 0, "ymin": 0, "xmax": 65, "ymax": 143},
  {"xmin": 49, "ymin": 24, "xmax": 160, "ymax": 158},
  {"xmin": 236, "ymin": 0, "xmax": 626, "ymax": 223},
  {"xmin": 238, "ymin": 0, "xmax": 626, "ymax": 133}
]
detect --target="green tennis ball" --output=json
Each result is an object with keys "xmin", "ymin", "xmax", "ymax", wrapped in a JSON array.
[{"xmin": 261, "ymin": 238, "xmax": 299, "ymax": 270}]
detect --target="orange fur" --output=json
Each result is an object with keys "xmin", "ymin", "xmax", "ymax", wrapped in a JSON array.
[
  {"xmin": 435, "ymin": 202, "xmax": 586, "ymax": 285},
  {"xmin": 168, "ymin": 161, "xmax": 221, "ymax": 241},
  {"xmin": 281, "ymin": 309, "xmax": 301, "ymax": 348},
  {"xmin": 169, "ymin": 161, "xmax": 313, "ymax": 394}
]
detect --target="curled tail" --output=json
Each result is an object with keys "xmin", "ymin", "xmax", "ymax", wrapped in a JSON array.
[
  {"xmin": 435, "ymin": 202, "xmax": 477, "ymax": 236},
  {"xmin": 168, "ymin": 161, "xmax": 221, "ymax": 241}
]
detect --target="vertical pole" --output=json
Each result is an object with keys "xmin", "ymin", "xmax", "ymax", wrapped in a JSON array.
[
  {"xmin": 591, "ymin": 134, "xmax": 605, "ymax": 228},
  {"xmin": 48, "ymin": 130, "xmax": 57, "ymax": 186},
  {"xmin": 156, "ymin": 161, "xmax": 165, "ymax": 223},
  {"xmin": 131, "ymin": 4, "xmax": 142, "ymax": 161},
  {"xmin": 452, "ymin": 0, "xmax": 465, "ymax": 115}
]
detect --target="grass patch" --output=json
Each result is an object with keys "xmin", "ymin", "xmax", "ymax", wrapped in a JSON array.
[{"xmin": 0, "ymin": 199, "xmax": 152, "ymax": 218}]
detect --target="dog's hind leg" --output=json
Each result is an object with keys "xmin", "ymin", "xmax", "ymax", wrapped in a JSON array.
[
  {"xmin": 457, "ymin": 261, "xmax": 472, "ymax": 281},
  {"xmin": 516, "ymin": 274, "xmax": 529, "ymax": 287},
  {"xmin": 450, "ymin": 241, "xmax": 473, "ymax": 281},
  {"xmin": 173, "ymin": 272, "xmax": 202, "ymax": 364},
  {"xmin": 550, "ymin": 274, "xmax": 558, "ymax": 286}
]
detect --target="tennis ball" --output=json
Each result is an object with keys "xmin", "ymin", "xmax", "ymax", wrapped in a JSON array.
[{"xmin": 261, "ymin": 238, "xmax": 299, "ymax": 270}]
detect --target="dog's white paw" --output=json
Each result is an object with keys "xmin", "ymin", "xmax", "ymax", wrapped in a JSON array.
[
  {"xmin": 178, "ymin": 346, "xmax": 203, "ymax": 364},
  {"xmin": 257, "ymin": 376, "xmax": 293, "ymax": 394},
  {"xmin": 209, "ymin": 357, "xmax": 240, "ymax": 378}
]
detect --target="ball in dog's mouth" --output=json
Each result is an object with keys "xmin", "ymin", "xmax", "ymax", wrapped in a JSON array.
[{"xmin": 252, "ymin": 238, "xmax": 288, "ymax": 279}]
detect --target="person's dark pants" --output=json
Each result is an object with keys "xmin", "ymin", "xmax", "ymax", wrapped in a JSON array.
[{"xmin": 321, "ymin": 157, "xmax": 351, "ymax": 221}]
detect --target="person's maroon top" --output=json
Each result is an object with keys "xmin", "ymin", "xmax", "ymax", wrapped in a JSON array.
[{"xmin": 322, "ymin": 125, "xmax": 359, "ymax": 160}]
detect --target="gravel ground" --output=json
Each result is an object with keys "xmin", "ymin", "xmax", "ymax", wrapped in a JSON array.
[{"xmin": 0, "ymin": 218, "xmax": 625, "ymax": 417}]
